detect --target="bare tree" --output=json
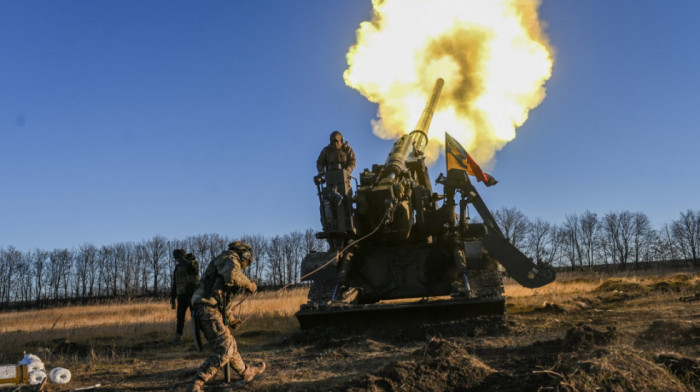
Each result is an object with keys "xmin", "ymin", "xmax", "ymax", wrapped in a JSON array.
[
  {"xmin": 75, "ymin": 244, "xmax": 97, "ymax": 298},
  {"xmin": 62, "ymin": 250, "xmax": 74, "ymax": 298},
  {"xmin": 602, "ymin": 211, "xmax": 635, "ymax": 267},
  {"xmin": 632, "ymin": 212, "xmax": 654, "ymax": 266},
  {"xmin": 546, "ymin": 225, "xmax": 566, "ymax": 267},
  {"xmin": 119, "ymin": 242, "xmax": 140, "ymax": 296},
  {"xmin": 525, "ymin": 218, "xmax": 551, "ymax": 263},
  {"xmin": 134, "ymin": 243, "xmax": 150, "ymax": 294},
  {"xmin": 0, "ymin": 247, "xmax": 22, "ymax": 305},
  {"xmin": 266, "ymin": 235, "xmax": 286, "ymax": 286},
  {"xmin": 47, "ymin": 249, "xmax": 71, "ymax": 300},
  {"xmin": 15, "ymin": 251, "xmax": 33, "ymax": 302},
  {"xmin": 286, "ymin": 231, "xmax": 305, "ymax": 284},
  {"xmin": 562, "ymin": 214, "xmax": 582, "ymax": 267},
  {"xmin": 494, "ymin": 207, "xmax": 530, "ymax": 248},
  {"xmin": 144, "ymin": 236, "xmax": 168, "ymax": 294},
  {"xmin": 304, "ymin": 228, "xmax": 327, "ymax": 254},
  {"xmin": 32, "ymin": 249, "xmax": 49, "ymax": 302},
  {"xmin": 579, "ymin": 211, "xmax": 599, "ymax": 267},
  {"xmin": 671, "ymin": 209, "xmax": 700, "ymax": 265},
  {"xmin": 595, "ymin": 227, "xmax": 613, "ymax": 266},
  {"xmin": 100, "ymin": 244, "xmax": 119, "ymax": 296},
  {"xmin": 187, "ymin": 234, "xmax": 212, "ymax": 271},
  {"xmin": 655, "ymin": 223, "xmax": 679, "ymax": 262},
  {"xmin": 241, "ymin": 234, "xmax": 268, "ymax": 282},
  {"xmin": 97, "ymin": 245, "xmax": 114, "ymax": 296},
  {"xmin": 110, "ymin": 243, "xmax": 129, "ymax": 295}
]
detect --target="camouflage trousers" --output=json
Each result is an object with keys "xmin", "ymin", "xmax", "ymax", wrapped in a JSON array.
[
  {"xmin": 175, "ymin": 293, "xmax": 193, "ymax": 335},
  {"xmin": 191, "ymin": 303, "xmax": 246, "ymax": 384}
]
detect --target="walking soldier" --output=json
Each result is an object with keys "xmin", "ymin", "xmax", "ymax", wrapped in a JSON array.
[{"xmin": 186, "ymin": 241, "xmax": 265, "ymax": 392}]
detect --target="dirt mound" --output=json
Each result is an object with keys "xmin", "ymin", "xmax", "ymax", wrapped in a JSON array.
[
  {"xmin": 564, "ymin": 323, "xmax": 618, "ymax": 348},
  {"xmin": 593, "ymin": 279, "xmax": 649, "ymax": 304},
  {"xmin": 646, "ymin": 273, "xmax": 700, "ymax": 294},
  {"xmin": 636, "ymin": 320, "xmax": 700, "ymax": 347},
  {"xmin": 566, "ymin": 348, "xmax": 692, "ymax": 392},
  {"xmin": 345, "ymin": 338, "xmax": 495, "ymax": 391},
  {"xmin": 343, "ymin": 338, "xmax": 494, "ymax": 392},
  {"xmin": 649, "ymin": 280, "xmax": 693, "ymax": 293},
  {"xmin": 669, "ymin": 273, "xmax": 694, "ymax": 282},
  {"xmin": 654, "ymin": 353, "xmax": 699, "ymax": 388},
  {"xmin": 594, "ymin": 279, "xmax": 647, "ymax": 297}
]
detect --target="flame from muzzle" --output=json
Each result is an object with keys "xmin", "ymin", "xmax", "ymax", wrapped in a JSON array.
[{"xmin": 344, "ymin": 0, "xmax": 554, "ymax": 166}]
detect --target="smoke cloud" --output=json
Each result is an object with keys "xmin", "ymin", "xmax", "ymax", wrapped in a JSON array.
[{"xmin": 344, "ymin": 0, "xmax": 554, "ymax": 166}]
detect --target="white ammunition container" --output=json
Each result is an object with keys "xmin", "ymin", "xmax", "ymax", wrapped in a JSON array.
[{"xmin": 0, "ymin": 364, "xmax": 29, "ymax": 386}]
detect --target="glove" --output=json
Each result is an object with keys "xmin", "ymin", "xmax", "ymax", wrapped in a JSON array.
[
  {"xmin": 247, "ymin": 282, "xmax": 257, "ymax": 294},
  {"xmin": 170, "ymin": 299, "xmax": 176, "ymax": 310},
  {"xmin": 313, "ymin": 174, "xmax": 324, "ymax": 185}
]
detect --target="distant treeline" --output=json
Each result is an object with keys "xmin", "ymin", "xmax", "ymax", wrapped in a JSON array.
[
  {"xmin": 490, "ymin": 208, "xmax": 699, "ymax": 270},
  {"xmin": 0, "ymin": 230, "xmax": 326, "ymax": 309},
  {"xmin": 0, "ymin": 208, "xmax": 698, "ymax": 308}
]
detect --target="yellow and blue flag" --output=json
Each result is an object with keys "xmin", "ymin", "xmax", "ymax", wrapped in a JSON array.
[{"xmin": 445, "ymin": 132, "xmax": 498, "ymax": 187}]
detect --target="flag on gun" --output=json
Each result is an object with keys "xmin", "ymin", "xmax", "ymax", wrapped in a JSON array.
[{"xmin": 445, "ymin": 132, "xmax": 498, "ymax": 187}]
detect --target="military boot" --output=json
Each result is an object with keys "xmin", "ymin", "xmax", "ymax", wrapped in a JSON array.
[
  {"xmin": 170, "ymin": 334, "xmax": 182, "ymax": 344},
  {"xmin": 185, "ymin": 378, "xmax": 204, "ymax": 392},
  {"xmin": 241, "ymin": 361, "xmax": 266, "ymax": 382}
]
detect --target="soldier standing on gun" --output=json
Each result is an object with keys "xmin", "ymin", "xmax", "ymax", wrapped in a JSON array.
[
  {"xmin": 315, "ymin": 131, "xmax": 357, "ymax": 237},
  {"xmin": 170, "ymin": 249, "xmax": 199, "ymax": 344},
  {"xmin": 316, "ymin": 130, "xmax": 356, "ymax": 179},
  {"xmin": 186, "ymin": 241, "xmax": 265, "ymax": 392}
]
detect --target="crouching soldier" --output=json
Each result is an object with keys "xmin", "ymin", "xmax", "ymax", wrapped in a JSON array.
[
  {"xmin": 170, "ymin": 249, "xmax": 199, "ymax": 343},
  {"xmin": 186, "ymin": 241, "xmax": 266, "ymax": 392}
]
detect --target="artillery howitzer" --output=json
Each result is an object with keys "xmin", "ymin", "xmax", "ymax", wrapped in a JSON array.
[{"xmin": 297, "ymin": 78, "xmax": 555, "ymax": 329}]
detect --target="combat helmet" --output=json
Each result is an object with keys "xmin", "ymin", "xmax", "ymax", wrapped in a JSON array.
[
  {"xmin": 228, "ymin": 241, "xmax": 254, "ymax": 267},
  {"xmin": 330, "ymin": 131, "xmax": 344, "ymax": 145},
  {"xmin": 173, "ymin": 249, "xmax": 186, "ymax": 259}
]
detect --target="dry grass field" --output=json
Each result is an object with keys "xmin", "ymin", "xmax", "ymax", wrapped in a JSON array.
[{"xmin": 0, "ymin": 270, "xmax": 698, "ymax": 391}]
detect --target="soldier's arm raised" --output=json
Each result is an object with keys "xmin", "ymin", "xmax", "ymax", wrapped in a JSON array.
[{"xmin": 216, "ymin": 254, "xmax": 256, "ymax": 292}]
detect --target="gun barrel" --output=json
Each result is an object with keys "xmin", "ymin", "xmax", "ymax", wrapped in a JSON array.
[
  {"xmin": 413, "ymin": 77, "xmax": 444, "ymax": 146},
  {"xmin": 382, "ymin": 78, "xmax": 444, "ymax": 179}
]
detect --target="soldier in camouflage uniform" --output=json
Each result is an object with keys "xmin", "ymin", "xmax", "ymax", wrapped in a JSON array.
[
  {"xmin": 186, "ymin": 241, "xmax": 265, "ymax": 392},
  {"xmin": 316, "ymin": 130, "xmax": 356, "ymax": 176},
  {"xmin": 170, "ymin": 249, "xmax": 199, "ymax": 344},
  {"xmin": 315, "ymin": 131, "xmax": 357, "ymax": 237}
]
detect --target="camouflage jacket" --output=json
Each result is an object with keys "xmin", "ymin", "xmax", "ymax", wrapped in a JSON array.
[
  {"xmin": 316, "ymin": 142, "xmax": 356, "ymax": 174},
  {"xmin": 191, "ymin": 250, "xmax": 254, "ymax": 315},
  {"xmin": 171, "ymin": 255, "xmax": 199, "ymax": 298}
]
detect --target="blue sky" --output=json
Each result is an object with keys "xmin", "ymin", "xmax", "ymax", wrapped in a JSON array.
[{"xmin": 2, "ymin": 1, "xmax": 698, "ymax": 251}]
